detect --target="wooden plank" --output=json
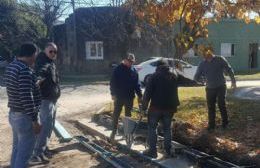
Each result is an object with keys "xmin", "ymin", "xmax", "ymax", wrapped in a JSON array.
[{"xmin": 54, "ymin": 120, "xmax": 73, "ymax": 142}]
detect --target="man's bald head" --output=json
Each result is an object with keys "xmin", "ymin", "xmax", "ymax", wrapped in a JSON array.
[{"xmin": 44, "ymin": 42, "xmax": 58, "ymax": 60}]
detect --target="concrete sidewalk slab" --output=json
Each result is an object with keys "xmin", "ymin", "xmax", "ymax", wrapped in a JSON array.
[
  {"xmin": 77, "ymin": 118, "xmax": 196, "ymax": 168},
  {"xmin": 233, "ymin": 87, "xmax": 260, "ymax": 100}
]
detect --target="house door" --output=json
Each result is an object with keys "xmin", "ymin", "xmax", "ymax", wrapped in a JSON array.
[{"xmin": 249, "ymin": 43, "xmax": 258, "ymax": 69}]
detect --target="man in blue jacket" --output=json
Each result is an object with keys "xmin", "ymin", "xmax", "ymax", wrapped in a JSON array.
[{"xmin": 110, "ymin": 53, "xmax": 142, "ymax": 140}]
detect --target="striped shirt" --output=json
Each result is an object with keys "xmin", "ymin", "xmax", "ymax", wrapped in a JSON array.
[{"xmin": 4, "ymin": 60, "xmax": 41, "ymax": 121}]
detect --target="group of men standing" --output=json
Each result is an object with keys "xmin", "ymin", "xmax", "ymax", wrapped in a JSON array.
[
  {"xmin": 4, "ymin": 42, "xmax": 236, "ymax": 167},
  {"xmin": 5, "ymin": 42, "xmax": 60, "ymax": 168},
  {"xmin": 110, "ymin": 46, "xmax": 236, "ymax": 158}
]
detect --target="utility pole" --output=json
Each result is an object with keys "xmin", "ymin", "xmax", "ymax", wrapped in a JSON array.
[{"xmin": 71, "ymin": 0, "xmax": 78, "ymax": 71}]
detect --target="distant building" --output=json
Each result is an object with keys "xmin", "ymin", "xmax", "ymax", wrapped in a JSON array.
[
  {"xmin": 54, "ymin": 6, "xmax": 170, "ymax": 74},
  {"xmin": 54, "ymin": 8, "xmax": 260, "ymax": 73},
  {"xmin": 54, "ymin": 7, "xmax": 136, "ymax": 73},
  {"xmin": 184, "ymin": 19, "xmax": 260, "ymax": 72}
]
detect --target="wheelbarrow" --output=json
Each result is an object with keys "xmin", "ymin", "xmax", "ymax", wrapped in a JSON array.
[{"xmin": 122, "ymin": 106, "xmax": 148, "ymax": 148}]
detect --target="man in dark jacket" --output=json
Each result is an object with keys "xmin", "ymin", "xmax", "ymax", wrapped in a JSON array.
[
  {"xmin": 110, "ymin": 53, "xmax": 142, "ymax": 140},
  {"xmin": 142, "ymin": 60, "xmax": 180, "ymax": 158},
  {"xmin": 32, "ymin": 42, "xmax": 60, "ymax": 162}
]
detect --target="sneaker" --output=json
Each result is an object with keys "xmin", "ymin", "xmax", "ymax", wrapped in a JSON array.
[
  {"xmin": 222, "ymin": 122, "xmax": 229, "ymax": 129},
  {"xmin": 40, "ymin": 153, "xmax": 50, "ymax": 162},
  {"xmin": 29, "ymin": 156, "xmax": 42, "ymax": 164},
  {"xmin": 142, "ymin": 149, "xmax": 158, "ymax": 158},
  {"xmin": 44, "ymin": 149, "xmax": 56, "ymax": 159},
  {"xmin": 29, "ymin": 155, "xmax": 49, "ymax": 165}
]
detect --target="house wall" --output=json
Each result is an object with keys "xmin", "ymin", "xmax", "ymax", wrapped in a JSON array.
[
  {"xmin": 186, "ymin": 19, "xmax": 260, "ymax": 72},
  {"xmin": 55, "ymin": 9, "xmax": 260, "ymax": 74},
  {"xmin": 54, "ymin": 7, "xmax": 174, "ymax": 74},
  {"xmin": 63, "ymin": 7, "xmax": 133, "ymax": 74}
]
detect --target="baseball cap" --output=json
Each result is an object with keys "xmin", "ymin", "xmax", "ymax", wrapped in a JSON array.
[
  {"xmin": 126, "ymin": 53, "xmax": 135, "ymax": 62},
  {"xmin": 157, "ymin": 59, "xmax": 169, "ymax": 67}
]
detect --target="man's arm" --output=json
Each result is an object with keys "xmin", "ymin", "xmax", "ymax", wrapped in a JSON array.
[
  {"xmin": 142, "ymin": 76, "xmax": 153, "ymax": 111},
  {"xmin": 110, "ymin": 68, "xmax": 117, "ymax": 100},
  {"xmin": 134, "ymin": 71, "xmax": 142, "ymax": 102},
  {"xmin": 18, "ymin": 69, "xmax": 38, "ymax": 121},
  {"xmin": 221, "ymin": 56, "xmax": 236, "ymax": 88},
  {"xmin": 34, "ymin": 56, "xmax": 49, "ymax": 84},
  {"xmin": 194, "ymin": 62, "xmax": 204, "ymax": 84}
]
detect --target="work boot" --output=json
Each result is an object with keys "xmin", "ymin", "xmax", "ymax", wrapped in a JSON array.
[
  {"xmin": 109, "ymin": 131, "xmax": 116, "ymax": 142},
  {"xmin": 207, "ymin": 126, "xmax": 215, "ymax": 133},
  {"xmin": 222, "ymin": 121, "xmax": 229, "ymax": 130},
  {"xmin": 164, "ymin": 149, "xmax": 173, "ymax": 158},
  {"xmin": 43, "ymin": 150, "xmax": 53, "ymax": 159},
  {"xmin": 29, "ymin": 154, "xmax": 49, "ymax": 165},
  {"xmin": 142, "ymin": 149, "xmax": 158, "ymax": 158}
]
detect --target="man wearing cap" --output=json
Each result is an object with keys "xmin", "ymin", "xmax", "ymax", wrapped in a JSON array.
[
  {"xmin": 5, "ymin": 43, "xmax": 41, "ymax": 168},
  {"xmin": 194, "ymin": 46, "xmax": 236, "ymax": 132},
  {"xmin": 110, "ymin": 53, "xmax": 142, "ymax": 140},
  {"xmin": 142, "ymin": 59, "xmax": 180, "ymax": 158},
  {"xmin": 32, "ymin": 42, "xmax": 60, "ymax": 162}
]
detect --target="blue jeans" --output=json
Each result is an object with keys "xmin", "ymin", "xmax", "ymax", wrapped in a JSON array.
[
  {"xmin": 148, "ymin": 110, "xmax": 174, "ymax": 154},
  {"xmin": 9, "ymin": 111, "xmax": 36, "ymax": 168},
  {"xmin": 33, "ymin": 100, "xmax": 56, "ymax": 156}
]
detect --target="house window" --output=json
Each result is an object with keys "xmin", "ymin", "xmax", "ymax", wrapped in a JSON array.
[
  {"xmin": 86, "ymin": 41, "xmax": 103, "ymax": 60},
  {"xmin": 221, "ymin": 43, "xmax": 235, "ymax": 57}
]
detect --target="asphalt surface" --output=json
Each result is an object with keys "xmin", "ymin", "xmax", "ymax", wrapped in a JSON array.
[{"xmin": 227, "ymin": 80, "xmax": 260, "ymax": 100}]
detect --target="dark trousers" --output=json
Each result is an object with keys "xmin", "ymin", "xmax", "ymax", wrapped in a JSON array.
[
  {"xmin": 206, "ymin": 85, "xmax": 228, "ymax": 129},
  {"xmin": 112, "ymin": 98, "xmax": 134, "ymax": 133},
  {"xmin": 148, "ymin": 110, "xmax": 174, "ymax": 154}
]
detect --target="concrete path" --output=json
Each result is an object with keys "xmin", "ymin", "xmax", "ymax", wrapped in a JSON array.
[
  {"xmin": 78, "ymin": 118, "xmax": 196, "ymax": 168},
  {"xmin": 233, "ymin": 87, "xmax": 260, "ymax": 100},
  {"xmin": 227, "ymin": 80, "xmax": 260, "ymax": 100}
]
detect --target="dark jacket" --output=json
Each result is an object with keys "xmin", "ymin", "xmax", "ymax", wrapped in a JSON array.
[
  {"xmin": 35, "ymin": 52, "xmax": 60, "ymax": 101},
  {"xmin": 143, "ymin": 65, "xmax": 180, "ymax": 112},
  {"xmin": 110, "ymin": 63, "xmax": 142, "ymax": 99}
]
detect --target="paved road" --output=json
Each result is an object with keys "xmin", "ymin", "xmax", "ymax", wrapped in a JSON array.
[
  {"xmin": 0, "ymin": 83, "xmax": 111, "ymax": 165},
  {"xmin": 0, "ymin": 80, "xmax": 259, "ymax": 166},
  {"xmin": 226, "ymin": 80, "xmax": 260, "ymax": 100},
  {"xmin": 229, "ymin": 80, "xmax": 260, "ymax": 87}
]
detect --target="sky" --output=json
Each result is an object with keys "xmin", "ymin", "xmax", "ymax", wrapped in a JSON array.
[
  {"xmin": 20, "ymin": 0, "xmax": 258, "ymax": 22},
  {"xmin": 60, "ymin": 0, "xmax": 124, "ymax": 21}
]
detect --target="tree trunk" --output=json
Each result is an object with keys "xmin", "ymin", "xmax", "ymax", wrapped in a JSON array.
[{"xmin": 173, "ymin": 38, "xmax": 184, "ymax": 60}]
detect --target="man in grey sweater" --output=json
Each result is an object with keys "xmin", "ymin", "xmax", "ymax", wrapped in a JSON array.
[{"xmin": 194, "ymin": 46, "xmax": 236, "ymax": 131}]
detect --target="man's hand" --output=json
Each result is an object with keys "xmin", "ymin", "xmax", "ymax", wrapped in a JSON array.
[
  {"xmin": 111, "ymin": 95, "xmax": 116, "ymax": 101},
  {"xmin": 137, "ymin": 96, "xmax": 142, "ymax": 104},
  {"xmin": 231, "ymin": 82, "xmax": 237, "ymax": 90},
  {"xmin": 32, "ymin": 121, "xmax": 41, "ymax": 134},
  {"xmin": 142, "ymin": 109, "xmax": 148, "ymax": 116},
  {"xmin": 36, "ymin": 79, "xmax": 44, "ymax": 87}
]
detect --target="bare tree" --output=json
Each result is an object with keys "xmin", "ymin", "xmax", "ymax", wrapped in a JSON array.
[
  {"xmin": 0, "ymin": 0, "xmax": 46, "ymax": 57},
  {"xmin": 21, "ymin": 0, "xmax": 70, "ymax": 40}
]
